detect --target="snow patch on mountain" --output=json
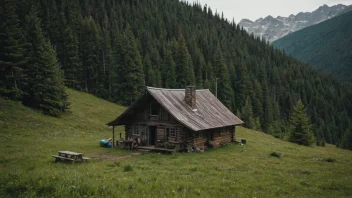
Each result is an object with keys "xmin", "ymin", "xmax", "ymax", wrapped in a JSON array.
[{"xmin": 239, "ymin": 4, "xmax": 348, "ymax": 43}]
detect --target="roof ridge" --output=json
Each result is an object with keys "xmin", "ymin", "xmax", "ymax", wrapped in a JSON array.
[{"xmin": 146, "ymin": 86, "xmax": 209, "ymax": 91}]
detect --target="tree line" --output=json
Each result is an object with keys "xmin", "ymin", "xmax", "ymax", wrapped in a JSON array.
[{"xmin": 0, "ymin": 0, "xmax": 351, "ymax": 149}]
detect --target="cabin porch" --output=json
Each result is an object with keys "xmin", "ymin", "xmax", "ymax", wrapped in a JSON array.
[{"xmin": 135, "ymin": 145, "xmax": 179, "ymax": 153}]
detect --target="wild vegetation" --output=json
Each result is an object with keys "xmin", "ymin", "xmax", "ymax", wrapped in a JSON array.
[
  {"xmin": 273, "ymin": 10, "xmax": 352, "ymax": 82},
  {"xmin": 289, "ymin": 100, "xmax": 315, "ymax": 146},
  {"xmin": 1, "ymin": 0, "xmax": 352, "ymax": 148},
  {"xmin": 1, "ymin": 89, "xmax": 352, "ymax": 197}
]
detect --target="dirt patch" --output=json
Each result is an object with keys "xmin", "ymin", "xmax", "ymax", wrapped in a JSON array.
[{"xmin": 90, "ymin": 152, "xmax": 143, "ymax": 161}]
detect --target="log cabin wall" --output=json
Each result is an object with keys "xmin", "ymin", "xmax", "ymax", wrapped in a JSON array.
[
  {"xmin": 191, "ymin": 126, "xmax": 236, "ymax": 148},
  {"xmin": 212, "ymin": 126, "xmax": 235, "ymax": 144},
  {"xmin": 124, "ymin": 98, "xmax": 186, "ymax": 146}
]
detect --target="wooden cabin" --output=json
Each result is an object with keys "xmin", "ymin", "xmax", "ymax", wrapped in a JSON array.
[{"xmin": 107, "ymin": 86, "xmax": 243, "ymax": 152}]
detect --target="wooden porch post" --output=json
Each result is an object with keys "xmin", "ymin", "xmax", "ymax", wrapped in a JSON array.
[{"xmin": 113, "ymin": 126, "xmax": 115, "ymax": 148}]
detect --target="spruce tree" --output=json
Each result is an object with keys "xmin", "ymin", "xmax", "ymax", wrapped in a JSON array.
[
  {"xmin": 114, "ymin": 24, "xmax": 145, "ymax": 105},
  {"xmin": 175, "ymin": 32, "xmax": 195, "ymax": 87},
  {"xmin": 241, "ymin": 97, "xmax": 255, "ymax": 129},
  {"xmin": 80, "ymin": 16, "xmax": 102, "ymax": 93},
  {"xmin": 0, "ymin": 0, "xmax": 27, "ymax": 99},
  {"xmin": 62, "ymin": 26, "xmax": 82, "ymax": 89},
  {"xmin": 213, "ymin": 43, "xmax": 235, "ymax": 110},
  {"xmin": 144, "ymin": 54, "xmax": 156, "ymax": 86},
  {"xmin": 22, "ymin": 6, "xmax": 68, "ymax": 116},
  {"xmin": 289, "ymin": 99, "xmax": 315, "ymax": 146},
  {"xmin": 163, "ymin": 51, "xmax": 177, "ymax": 88}
]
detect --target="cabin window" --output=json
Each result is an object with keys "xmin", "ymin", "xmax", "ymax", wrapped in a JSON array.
[
  {"xmin": 165, "ymin": 128, "xmax": 176, "ymax": 138},
  {"xmin": 170, "ymin": 128, "xmax": 176, "ymax": 137},
  {"xmin": 150, "ymin": 102, "xmax": 159, "ymax": 116},
  {"xmin": 133, "ymin": 125, "xmax": 140, "ymax": 135}
]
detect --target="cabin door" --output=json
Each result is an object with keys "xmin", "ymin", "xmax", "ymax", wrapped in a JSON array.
[
  {"xmin": 208, "ymin": 131, "xmax": 214, "ymax": 141},
  {"xmin": 149, "ymin": 126, "xmax": 156, "ymax": 145}
]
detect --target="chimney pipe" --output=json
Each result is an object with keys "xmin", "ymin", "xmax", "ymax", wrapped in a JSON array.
[{"xmin": 185, "ymin": 86, "xmax": 196, "ymax": 109}]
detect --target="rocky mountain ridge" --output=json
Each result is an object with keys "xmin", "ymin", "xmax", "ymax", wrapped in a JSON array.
[{"xmin": 239, "ymin": 4, "xmax": 348, "ymax": 42}]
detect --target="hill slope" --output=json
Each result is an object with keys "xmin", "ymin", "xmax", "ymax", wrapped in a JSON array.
[
  {"xmin": 239, "ymin": 4, "xmax": 348, "ymax": 42},
  {"xmin": 273, "ymin": 10, "xmax": 352, "ymax": 81},
  {"xmin": 1, "ymin": 89, "xmax": 352, "ymax": 197}
]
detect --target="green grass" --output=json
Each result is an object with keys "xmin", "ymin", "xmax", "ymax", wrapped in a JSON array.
[{"xmin": 1, "ymin": 89, "xmax": 352, "ymax": 197}]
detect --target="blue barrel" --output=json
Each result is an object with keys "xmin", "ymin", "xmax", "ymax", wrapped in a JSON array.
[{"xmin": 100, "ymin": 139, "xmax": 108, "ymax": 147}]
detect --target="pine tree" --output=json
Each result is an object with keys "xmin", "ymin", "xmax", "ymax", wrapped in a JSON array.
[
  {"xmin": 241, "ymin": 97, "xmax": 255, "ymax": 129},
  {"xmin": 22, "ymin": 6, "xmax": 68, "ymax": 116},
  {"xmin": 175, "ymin": 32, "xmax": 195, "ymax": 87},
  {"xmin": 114, "ymin": 24, "xmax": 145, "ymax": 105},
  {"xmin": 62, "ymin": 26, "xmax": 82, "ymax": 89},
  {"xmin": 0, "ymin": 0, "xmax": 27, "ymax": 99},
  {"xmin": 235, "ymin": 59, "xmax": 250, "ymax": 108},
  {"xmin": 144, "ymin": 54, "xmax": 156, "ymax": 86},
  {"xmin": 80, "ymin": 16, "xmax": 100, "ymax": 93},
  {"xmin": 289, "ymin": 99, "xmax": 315, "ymax": 146},
  {"xmin": 163, "ymin": 51, "xmax": 177, "ymax": 88},
  {"xmin": 213, "ymin": 42, "xmax": 234, "ymax": 110},
  {"xmin": 254, "ymin": 117, "xmax": 261, "ymax": 131}
]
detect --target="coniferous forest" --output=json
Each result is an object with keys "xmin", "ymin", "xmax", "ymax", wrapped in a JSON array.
[{"xmin": 1, "ymin": 0, "xmax": 352, "ymax": 149}]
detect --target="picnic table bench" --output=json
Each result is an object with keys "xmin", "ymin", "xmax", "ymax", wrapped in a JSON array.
[{"xmin": 52, "ymin": 151, "xmax": 90, "ymax": 163}]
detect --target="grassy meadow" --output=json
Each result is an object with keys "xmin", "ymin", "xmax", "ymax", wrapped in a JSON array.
[{"xmin": 0, "ymin": 89, "xmax": 352, "ymax": 197}]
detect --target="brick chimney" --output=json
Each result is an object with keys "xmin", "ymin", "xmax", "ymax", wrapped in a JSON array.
[{"xmin": 185, "ymin": 86, "xmax": 196, "ymax": 109}]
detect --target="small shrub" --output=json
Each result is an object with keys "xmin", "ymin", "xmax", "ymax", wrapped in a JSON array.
[
  {"xmin": 189, "ymin": 167, "xmax": 198, "ymax": 172},
  {"xmin": 301, "ymin": 170, "xmax": 312, "ymax": 175},
  {"xmin": 299, "ymin": 181, "xmax": 310, "ymax": 187},
  {"xmin": 5, "ymin": 184, "xmax": 28, "ymax": 197},
  {"xmin": 325, "ymin": 158, "xmax": 336, "ymax": 162},
  {"xmin": 123, "ymin": 164, "xmax": 133, "ymax": 172},
  {"xmin": 269, "ymin": 152, "xmax": 281, "ymax": 158},
  {"xmin": 107, "ymin": 161, "xmax": 120, "ymax": 168}
]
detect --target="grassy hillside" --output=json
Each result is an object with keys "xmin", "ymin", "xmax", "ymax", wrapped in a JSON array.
[
  {"xmin": 1, "ymin": 89, "xmax": 352, "ymax": 197},
  {"xmin": 273, "ymin": 10, "xmax": 352, "ymax": 81}
]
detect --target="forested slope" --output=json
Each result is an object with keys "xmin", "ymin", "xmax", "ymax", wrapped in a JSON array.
[
  {"xmin": 273, "ymin": 10, "xmax": 352, "ymax": 81},
  {"xmin": 1, "ymin": 0, "xmax": 352, "ymax": 148}
]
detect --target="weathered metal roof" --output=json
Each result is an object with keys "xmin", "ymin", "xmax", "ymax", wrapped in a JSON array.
[
  {"xmin": 146, "ymin": 87, "xmax": 243, "ymax": 131},
  {"xmin": 107, "ymin": 87, "xmax": 244, "ymax": 131}
]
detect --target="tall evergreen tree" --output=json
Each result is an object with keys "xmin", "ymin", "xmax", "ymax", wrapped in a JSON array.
[
  {"xmin": 80, "ymin": 16, "xmax": 100, "ymax": 93},
  {"xmin": 163, "ymin": 51, "xmax": 177, "ymax": 88},
  {"xmin": 22, "ymin": 6, "xmax": 68, "ymax": 116},
  {"xmin": 62, "ymin": 26, "xmax": 82, "ymax": 89},
  {"xmin": 241, "ymin": 97, "xmax": 255, "ymax": 129},
  {"xmin": 213, "ymin": 43, "xmax": 235, "ymax": 110},
  {"xmin": 175, "ymin": 32, "xmax": 195, "ymax": 87},
  {"xmin": 114, "ymin": 24, "xmax": 145, "ymax": 105},
  {"xmin": 289, "ymin": 99, "xmax": 315, "ymax": 146},
  {"xmin": 0, "ymin": 0, "xmax": 27, "ymax": 99}
]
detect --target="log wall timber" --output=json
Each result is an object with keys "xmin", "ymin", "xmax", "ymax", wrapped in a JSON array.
[
  {"xmin": 191, "ymin": 126, "xmax": 235, "ymax": 148},
  {"xmin": 125, "ymin": 122, "xmax": 236, "ymax": 149}
]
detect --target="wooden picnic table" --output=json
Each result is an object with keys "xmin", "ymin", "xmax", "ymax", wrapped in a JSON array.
[{"xmin": 52, "ymin": 151, "xmax": 89, "ymax": 163}]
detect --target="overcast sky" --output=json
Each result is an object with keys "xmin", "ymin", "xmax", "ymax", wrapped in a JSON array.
[{"xmin": 185, "ymin": 0, "xmax": 352, "ymax": 22}]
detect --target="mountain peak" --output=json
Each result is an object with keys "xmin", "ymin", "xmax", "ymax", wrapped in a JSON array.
[
  {"xmin": 238, "ymin": 4, "xmax": 348, "ymax": 42},
  {"xmin": 239, "ymin": 18, "xmax": 253, "ymax": 23},
  {"xmin": 265, "ymin": 15, "xmax": 274, "ymax": 20}
]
